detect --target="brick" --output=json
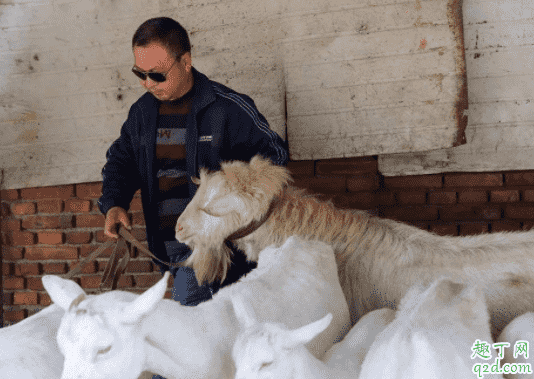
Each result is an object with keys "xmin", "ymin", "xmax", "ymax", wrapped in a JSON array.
[
  {"xmin": 65, "ymin": 199, "xmax": 92, "ymax": 213},
  {"xmin": 490, "ymin": 190, "xmax": 520, "ymax": 203},
  {"xmin": 40, "ymin": 293, "xmax": 52, "ymax": 306},
  {"xmin": 80, "ymin": 275, "xmax": 102, "ymax": 289},
  {"xmin": 14, "ymin": 292, "xmax": 38, "ymax": 305},
  {"xmin": 382, "ymin": 206, "xmax": 439, "ymax": 221},
  {"xmin": 9, "ymin": 231, "xmax": 36, "ymax": 246},
  {"xmin": 132, "ymin": 212, "xmax": 145, "ymax": 226},
  {"xmin": 505, "ymin": 205, "xmax": 534, "ymax": 220},
  {"xmin": 37, "ymin": 231, "xmax": 64, "ymax": 245},
  {"xmin": 287, "ymin": 160, "xmax": 314, "ymax": 177},
  {"xmin": 430, "ymin": 223, "xmax": 458, "ymax": 236},
  {"xmin": 116, "ymin": 275, "xmax": 133, "ymax": 288},
  {"xmin": 42, "ymin": 262, "xmax": 68, "ymax": 274},
  {"xmin": 76, "ymin": 183, "xmax": 103, "ymax": 199},
  {"xmin": 66, "ymin": 231, "xmax": 92, "ymax": 244},
  {"xmin": 37, "ymin": 199, "xmax": 63, "ymax": 213},
  {"xmin": 334, "ymin": 193, "xmax": 379, "ymax": 210},
  {"xmin": 20, "ymin": 185, "xmax": 75, "ymax": 200},
  {"xmin": 134, "ymin": 273, "xmax": 165, "ymax": 288},
  {"xmin": 375, "ymin": 191, "xmax": 397, "ymax": 207},
  {"xmin": 346, "ymin": 174, "xmax": 379, "ymax": 192},
  {"xmin": 125, "ymin": 260, "xmax": 153, "ymax": 273},
  {"xmin": 3, "ymin": 292, "xmax": 13, "ymax": 306},
  {"xmin": 396, "ymin": 192, "xmax": 426, "ymax": 205},
  {"xmin": 292, "ymin": 177, "xmax": 346, "ymax": 194},
  {"xmin": 384, "ymin": 175, "xmax": 442, "ymax": 189},
  {"xmin": 1, "ymin": 202, "xmax": 10, "ymax": 217},
  {"xmin": 69, "ymin": 260, "xmax": 97, "ymax": 274},
  {"xmin": 316, "ymin": 156, "xmax": 378, "ymax": 176},
  {"xmin": 3, "ymin": 277, "xmax": 24, "ymax": 290},
  {"xmin": 440, "ymin": 205, "xmax": 501, "ymax": 221},
  {"xmin": 491, "ymin": 221, "xmax": 522, "ymax": 233},
  {"xmin": 11, "ymin": 202, "xmax": 36, "ymax": 215},
  {"xmin": 75, "ymin": 214, "xmax": 105, "ymax": 228},
  {"xmin": 80, "ymin": 243, "xmax": 114, "ymax": 258},
  {"xmin": 18, "ymin": 262, "xmax": 40, "ymax": 276},
  {"xmin": 27, "ymin": 277, "xmax": 44, "ymax": 291},
  {"xmin": 524, "ymin": 222, "xmax": 534, "ymax": 231},
  {"xmin": 1, "ymin": 189, "xmax": 19, "ymax": 200},
  {"xmin": 129, "ymin": 197, "xmax": 143, "ymax": 212},
  {"xmin": 25, "ymin": 246, "xmax": 78, "ymax": 260},
  {"xmin": 3, "ymin": 262, "xmax": 13, "ymax": 276},
  {"xmin": 2, "ymin": 246, "xmax": 23, "ymax": 260},
  {"xmin": 444, "ymin": 173, "xmax": 503, "ymax": 188},
  {"xmin": 428, "ymin": 191, "xmax": 457, "ymax": 205},
  {"xmin": 2, "ymin": 219, "xmax": 21, "ymax": 232},
  {"xmin": 4, "ymin": 310, "xmax": 27, "ymax": 322},
  {"xmin": 458, "ymin": 191, "xmax": 488, "ymax": 203},
  {"xmin": 523, "ymin": 190, "xmax": 534, "ymax": 203},
  {"xmin": 22, "ymin": 215, "xmax": 61, "ymax": 229},
  {"xmin": 505, "ymin": 172, "xmax": 534, "ymax": 186},
  {"xmin": 459, "ymin": 222, "xmax": 489, "ymax": 236}
]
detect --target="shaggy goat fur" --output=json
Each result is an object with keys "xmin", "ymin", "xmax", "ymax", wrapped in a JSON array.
[{"xmin": 176, "ymin": 155, "xmax": 534, "ymax": 339}]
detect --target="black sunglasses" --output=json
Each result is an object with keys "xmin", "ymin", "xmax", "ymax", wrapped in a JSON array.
[{"xmin": 131, "ymin": 58, "xmax": 179, "ymax": 83}]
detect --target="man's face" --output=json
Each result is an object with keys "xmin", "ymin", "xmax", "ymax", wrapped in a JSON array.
[{"xmin": 132, "ymin": 43, "xmax": 193, "ymax": 101}]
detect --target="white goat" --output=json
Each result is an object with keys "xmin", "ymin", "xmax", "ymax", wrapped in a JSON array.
[
  {"xmin": 496, "ymin": 312, "xmax": 534, "ymax": 378},
  {"xmin": 232, "ymin": 277, "xmax": 499, "ymax": 379},
  {"xmin": 176, "ymin": 154, "xmax": 534, "ymax": 339},
  {"xmin": 0, "ymin": 304, "xmax": 64, "ymax": 379},
  {"xmin": 231, "ymin": 296, "xmax": 395, "ymax": 379},
  {"xmin": 0, "ymin": 282, "xmax": 153, "ymax": 379},
  {"xmin": 360, "ymin": 277, "xmax": 502, "ymax": 379},
  {"xmin": 42, "ymin": 236, "xmax": 351, "ymax": 379}
]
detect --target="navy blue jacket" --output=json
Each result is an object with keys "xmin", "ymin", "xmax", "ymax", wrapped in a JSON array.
[{"xmin": 98, "ymin": 68, "xmax": 289, "ymax": 269}]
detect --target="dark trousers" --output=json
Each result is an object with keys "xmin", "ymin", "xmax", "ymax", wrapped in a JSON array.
[{"xmin": 152, "ymin": 240, "xmax": 256, "ymax": 379}]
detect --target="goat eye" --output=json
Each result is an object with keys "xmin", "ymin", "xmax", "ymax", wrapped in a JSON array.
[
  {"xmin": 97, "ymin": 345, "xmax": 112, "ymax": 355},
  {"xmin": 260, "ymin": 362, "xmax": 273, "ymax": 370}
]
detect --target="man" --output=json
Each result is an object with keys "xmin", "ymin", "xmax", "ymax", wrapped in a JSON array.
[{"xmin": 98, "ymin": 17, "xmax": 288, "ymax": 310}]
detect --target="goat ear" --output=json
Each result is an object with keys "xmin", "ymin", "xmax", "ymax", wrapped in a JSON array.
[
  {"xmin": 232, "ymin": 293, "xmax": 257, "ymax": 328},
  {"xmin": 42, "ymin": 275, "xmax": 87, "ymax": 311},
  {"xmin": 282, "ymin": 313, "xmax": 333, "ymax": 349},
  {"xmin": 119, "ymin": 271, "xmax": 170, "ymax": 324}
]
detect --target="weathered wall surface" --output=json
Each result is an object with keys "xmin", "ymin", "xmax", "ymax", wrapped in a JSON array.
[
  {"xmin": 379, "ymin": 0, "xmax": 534, "ymax": 176},
  {"xmin": 0, "ymin": 0, "xmax": 155, "ymax": 190},
  {"xmin": 1, "ymin": 0, "xmax": 467, "ymax": 190},
  {"xmin": 282, "ymin": 0, "xmax": 468, "ymax": 160}
]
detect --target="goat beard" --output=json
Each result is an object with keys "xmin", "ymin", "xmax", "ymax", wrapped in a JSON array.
[{"xmin": 185, "ymin": 241, "xmax": 234, "ymax": 285}]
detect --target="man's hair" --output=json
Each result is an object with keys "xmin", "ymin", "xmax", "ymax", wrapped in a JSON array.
[{"xmin": 132, "ymin": 17, "xmax": 191, "ymax": 58}]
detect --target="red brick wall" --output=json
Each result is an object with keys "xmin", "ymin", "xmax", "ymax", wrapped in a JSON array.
[{"xmin": 2, "ymin": 156, "xmax": 534, "ymax": 325}]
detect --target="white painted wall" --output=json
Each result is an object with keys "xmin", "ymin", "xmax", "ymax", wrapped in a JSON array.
[
  {"xmin": 379, "ymin": 0, "xmax": 534, "ymax": 176},
  {"xmin": 0, "ymin": 0, "xmax": 467, "ymax": 189}
]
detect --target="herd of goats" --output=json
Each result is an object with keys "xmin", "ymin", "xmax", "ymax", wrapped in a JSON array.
[{"xmin": 2, "ymin": 155, "xmax": 534, "ymax": 378}]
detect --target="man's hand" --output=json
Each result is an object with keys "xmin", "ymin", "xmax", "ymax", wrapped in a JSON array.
[{"xmin": 104, "ymin": 206, "xmax": 131, "ymax": 239}]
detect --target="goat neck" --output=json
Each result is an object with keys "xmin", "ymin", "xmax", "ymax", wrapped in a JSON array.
[{"xmin": 226, "ymin": 195, "xmax": 280, "ymax": 241}]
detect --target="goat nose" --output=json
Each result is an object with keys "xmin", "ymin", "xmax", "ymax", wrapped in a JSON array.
[{"xmin": 177, "ymin": 223, "xmax": 183, "ymax": 231}]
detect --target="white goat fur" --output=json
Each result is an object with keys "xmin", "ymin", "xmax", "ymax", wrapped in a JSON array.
[
  {"xmin": 176, "ymin": 154, "xmax": 534, "ymax": 338},
  {"xmin": 231, "ymin": 299, "xmax": 395, "ymax": 379},
  {"xmin": 496, "ymin": 312, "xmax": 534, "ymax": 378},
  {"xmin": 0, "ymin": 304, "xmax": 64, "ymax": 379},
  {"xmin": 359, "ymin": 277, "xmax": 502, "ymax": 378},
  {"xmin": 42, "ymin": 236, "xmax": 351, "ymax": 379},
  {"xmin": 0, "ymin": 279, "xmax": 152, "ymax": 379}
]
